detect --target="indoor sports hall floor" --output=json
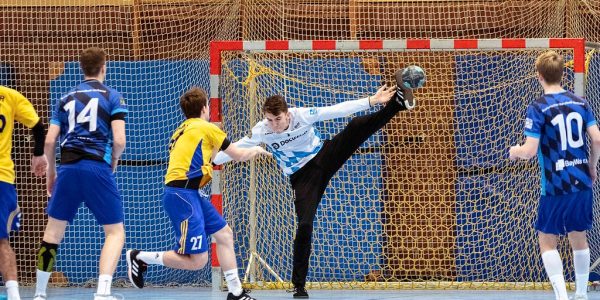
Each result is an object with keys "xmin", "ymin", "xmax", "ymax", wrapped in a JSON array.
[{"xmin": 14, "ymin": 287, "xmax": 600, "ymax": 299}]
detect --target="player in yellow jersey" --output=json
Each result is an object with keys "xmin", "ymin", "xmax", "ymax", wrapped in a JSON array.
[
  {"xmin": 126, "ymin": 87, "xmax": 268, "ymax": 300},
  {"xmin": 0, "ymin": 85, "xmax": 47, "ymax": 300}
]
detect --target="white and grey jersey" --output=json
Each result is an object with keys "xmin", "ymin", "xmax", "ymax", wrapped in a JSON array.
[{"xmin": 213, "ymin": 97, "xmax": 371, "ymax": 175}]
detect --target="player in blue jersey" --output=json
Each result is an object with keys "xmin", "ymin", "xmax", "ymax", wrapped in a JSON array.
[
  {"xmin": 509, "ymin": 50, "xmax": 600, "ymax": 300},
  {"xmin": 33, "ymin": 47, "xmax": 127, "ymax": 300},
  {"xmin": 0, "ymin": 85, "xmax": 47, "ymax": 300},
  {"xmin": 214, "ymin": 73, "xmax": 414, "ymax": 298}
]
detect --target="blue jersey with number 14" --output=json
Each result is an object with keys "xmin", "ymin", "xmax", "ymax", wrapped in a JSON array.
[
  {"xmin": 50, "ymin": 79, "xmax": 127, "ymax": 164},
  {"xmin": 524, "ymin": 91, "xmax": 597, "ymax": 196}
]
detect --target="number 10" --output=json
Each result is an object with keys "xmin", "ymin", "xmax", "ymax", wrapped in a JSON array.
[{"xmin": 551, "ymin": 112, "xmax": 584, "ymax": 151}]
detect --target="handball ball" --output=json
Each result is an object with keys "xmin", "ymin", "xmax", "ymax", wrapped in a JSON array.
[{"xmin": 398, "ymin": 65, "xmax": 426, "ymax": 89}]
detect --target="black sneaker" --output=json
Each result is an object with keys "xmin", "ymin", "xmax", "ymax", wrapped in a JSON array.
[
  {"xmin": 126, "ymin": 249, "xmax": 148, "ymax": 289},
  {"xmin": 227, "ymin": 289, "xmax": 256, "ymax": 300},
  {"xmin": 394, "ymin": 70, "xmax": 416, "ymax": 110},
  {"xmin": 287, "ymin": 286, "xmax": 309, "ymax": 299}
]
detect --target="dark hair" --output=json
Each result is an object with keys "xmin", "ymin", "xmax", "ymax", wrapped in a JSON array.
[
  {"xmin": 535, "ymin": 51, "xmax": 564, "ymax": 85},
  {"xmin": 79, "ymin": 47, "xmax": 106, "ymax": 77},
  {"xmin": 263, "ymin": 95, "xmax": 288, "ymax": 115},
  {"xmin": 180, "ymin": 87, "xmax": 208, "ymax": 119}
]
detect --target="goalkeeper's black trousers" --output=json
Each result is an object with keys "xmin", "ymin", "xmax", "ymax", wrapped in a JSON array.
[{"xmin": 289, "ymin": 98, "xmax": 406, "ymax": 288}]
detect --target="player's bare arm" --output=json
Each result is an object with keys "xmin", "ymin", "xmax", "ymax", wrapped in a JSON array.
[
  {"xmin": 509, "ymin": 137, "xmax": 539, "ymax": 160},
  {"xmin": 44, "ymin": 124, "xmax": 60, "ymax": 196},
  {"xmin": 223, "ymin": 143, "xmax": 270, "ymax": 162},
  {"xmin": 586, "ymin": 124, "xmax": 600, "ymax": 183},
  {"xmin": 110, "ymin": 119, "xmax": 126, "ymax": 173}
]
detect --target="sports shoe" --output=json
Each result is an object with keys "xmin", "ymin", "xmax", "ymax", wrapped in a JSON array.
[
  {"xmin": 570, "ymin": 294, "xmax": 588, "ymax": 300},
  {"xmin": 94, "ymin": 293, "xmax": 124, "ymax": 300},
  {"xmin": 33, "ymin": 294, "xmax": 47, "ymax": 300},
  {"xmin": 394, "ymin": 85, "xmax": 415, "ymax": 110},
  {"xmin": 227, "ymin": 289, "xmax": 256, "ymax": 300},
  {"xmin": 126, "ymin": 249, "xmax": 148, "ymax": 289},
  {"xmin": 287, "ymin": 286, "xmax": 309, "ymax": 298}
]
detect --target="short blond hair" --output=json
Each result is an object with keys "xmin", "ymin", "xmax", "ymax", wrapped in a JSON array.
[{"xmin": 535, "ymin": 50, "xmax": 564, "ymax": 85}]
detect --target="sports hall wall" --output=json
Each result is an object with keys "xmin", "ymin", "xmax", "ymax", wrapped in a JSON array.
[{"xmin": 1, "ymin": 0, "xmax": 599, "ymax": 286}]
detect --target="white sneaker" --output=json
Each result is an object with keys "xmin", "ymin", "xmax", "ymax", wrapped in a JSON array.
[
  {"xmin": 570, "ymin": 294, "xmax": 588, "ymax": 300},
  {"xmin": 33, "ymin": 294, "xmax": 47, "ymax": 300},
  {"xmin": 94, "ymin": 293, "xmax": 124, "ymax": 300}
]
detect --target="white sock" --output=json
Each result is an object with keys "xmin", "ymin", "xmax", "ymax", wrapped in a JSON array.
[
  {"xmin": 542, "ymin": 250, "xmax": 568, "ymax": 300},
  {"xmin": 138, "ymin": 251, "xmax": 165, "ymax": 266},
  {"xmin": 224, "ymin": 268, "xmax": 243, "ymax": 296},
  {"xmin": 5, "ymin": 280, "xmax": 20, "ymax": 300},
  {"xmin": 35, "ymin": 269, "xmax": 51, "ymax": 296},
  {"xmin": 573, "ymin": 248, "xmax": 590, "ymax": 295},
  {"xmin": 96, "ymin": 274, "xmax": 112, "ymax": 296}
]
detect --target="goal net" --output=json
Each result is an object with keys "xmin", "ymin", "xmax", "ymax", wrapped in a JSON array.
[
  {"xmin": 1, "ymin": 0, "xmax": 599, "ymax": 289},
  {"xmin": 211, "ymin": 39, "xmax": 593, "ymax": 289}
]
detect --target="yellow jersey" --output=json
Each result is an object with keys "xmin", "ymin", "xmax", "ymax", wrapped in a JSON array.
[
  {"xmin": 165, "ymin": 118, "xmax": 228, "ymax": 188},
  {"xmin": 0, "ymin": 86, "xmax": 40, "ymax": 184}
]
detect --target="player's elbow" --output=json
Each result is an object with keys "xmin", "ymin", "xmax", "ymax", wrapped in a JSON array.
[
  {"xmin": 113, "ymin": 136, "xmax": 126, "ymax": 150},
  {"xmin": 44, "ymin": 139, "xmax": 55, "ymax": 150},
  {"xmin": 591, "ymin": 136, "xmax": 600, "ymax": 150}
]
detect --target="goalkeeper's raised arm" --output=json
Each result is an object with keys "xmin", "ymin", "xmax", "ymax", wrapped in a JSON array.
[{"xmin": 212, "ymin": 85, "xmax": 395, "ymax": 166}]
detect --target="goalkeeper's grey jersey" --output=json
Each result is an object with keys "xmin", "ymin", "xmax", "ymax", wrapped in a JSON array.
[{"xmin": 213, "ymin": 97, "xmax": 371, "ymax": 175}]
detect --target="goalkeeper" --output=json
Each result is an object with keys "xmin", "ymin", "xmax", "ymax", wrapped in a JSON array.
[{"xmin": 213, "ymin": 74, "xmax": 415, "ymax": 298}]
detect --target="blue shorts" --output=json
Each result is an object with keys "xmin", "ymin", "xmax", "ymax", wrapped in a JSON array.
[
  {"xmin": 0, "ymin": 182, "xmax": 20, "ymax": 239},
  {"xmin": 162, "ymin": 186, "xmax": 227, "ymax": 254},
  {"xmin": 535, "ymin": 189, "xmax": 593, "ymax": 235},
  {"xmin": 47, "ymin": 159, "xmax": 123, "ymax": 225}
]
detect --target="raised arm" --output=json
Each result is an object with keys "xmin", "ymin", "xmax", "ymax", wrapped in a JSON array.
[{"xmin": 301, "ymin": 85, "xmax": 396, "ymax": 123}]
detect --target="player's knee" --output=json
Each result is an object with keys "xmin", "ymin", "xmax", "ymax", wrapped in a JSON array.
[
  {"xmin": 568, "ymin": 231, "xmax": 589, "ymax": 250},
  {"xmin": 188, "ymin": 253, "xmax": 208, "ymax": 270},
  {"xmin": 43, "ymin": 231, "xmax": 63, "ymax": 244},
  {"xmin": 0, "ymin": 240, "xmax": 12, "ymax": 255},
  {"xmin": 296, "ymin": 222, "xmax": 313, "ymax": 242}
]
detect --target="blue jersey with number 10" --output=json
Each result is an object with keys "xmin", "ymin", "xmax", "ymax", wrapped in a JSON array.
[
  {"xmin": 50, "ymin": 79, "xmax": 127, "ymax": 164},
  {"xmin": 524, "ymin": 91, "xmax": 597, "ymax": 196}
]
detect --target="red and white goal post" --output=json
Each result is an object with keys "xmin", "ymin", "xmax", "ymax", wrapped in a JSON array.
[{"xmin": 208, "ymin": 38, "xmax": 587, "ymax": 290}]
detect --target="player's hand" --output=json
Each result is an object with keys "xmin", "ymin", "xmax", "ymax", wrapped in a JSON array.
[
  {"xmin": 46, "ymin": 169, "xmax": 56, "ymax": 196},
  {"xmin": 589, "ymin": 164, "xmax": 598, "ymax": 184},
  {"xmin": 508, "ymin": 145, "xmax": 520, "ymax": 160},
  {"xmin": 369, "ymin": 85, "xmax": 396, "ymax": 105},
  {"xmin": 253, "ymin": 146, "xmax": 271, "ymax": 157},
  {"xmin": 31, "ymin": 154, "xmax": 48, "ymax": 177}
]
